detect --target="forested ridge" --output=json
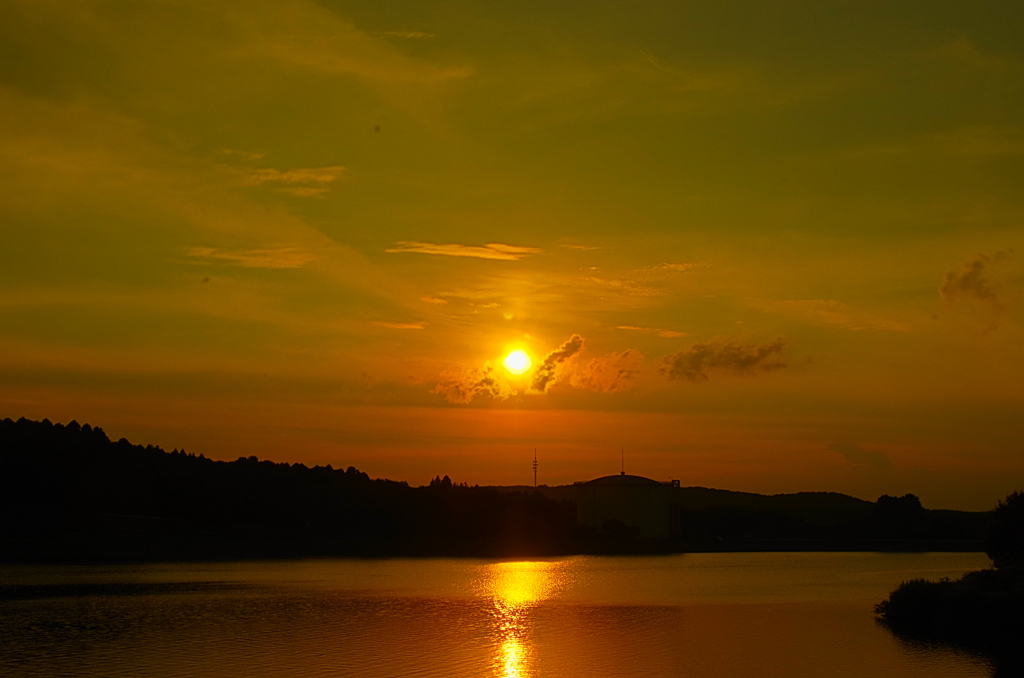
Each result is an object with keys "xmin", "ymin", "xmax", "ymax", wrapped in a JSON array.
[
  {"xmin": 0, "ymin": 417, "xmax": 575, "ymax": 560},
  {"xmin": 1, "ymin": 417, "xmax": 992, "ymax": 561}
]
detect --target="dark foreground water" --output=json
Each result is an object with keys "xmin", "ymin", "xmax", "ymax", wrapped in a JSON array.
[{"xmin": 0, "ymin": 552, "xmax": 994, "ymax": 677}]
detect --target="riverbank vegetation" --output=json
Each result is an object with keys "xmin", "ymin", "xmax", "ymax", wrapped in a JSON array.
[{"xmin": 876, "ymin": 492, "xmax": 1023, "ymax": 675}]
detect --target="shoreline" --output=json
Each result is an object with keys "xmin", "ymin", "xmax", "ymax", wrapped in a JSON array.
[{"xmin": 1, "ymin": 531, "xmax": 985, "ymax": 565}]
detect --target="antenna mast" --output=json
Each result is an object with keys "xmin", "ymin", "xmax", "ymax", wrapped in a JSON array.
[
  {"xmin": 533, "ymin": 448, "xmax": 538, "ymax": 488},
  {"xmin": 621, "ymin": 445, "xmax": 625, "ymax": 476}
]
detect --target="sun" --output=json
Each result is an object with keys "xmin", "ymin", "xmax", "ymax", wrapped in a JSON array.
[{"xmin": 502, "ymin": 349, "xmax": 532, "ymax": 375}]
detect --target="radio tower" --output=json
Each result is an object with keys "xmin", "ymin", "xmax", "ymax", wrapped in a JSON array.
[{"xmin": 533, "ymin": 448, "xmax": 538, "ymax": 487}]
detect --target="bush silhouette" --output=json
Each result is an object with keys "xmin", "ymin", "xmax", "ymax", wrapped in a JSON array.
[{"xmin": 986, "ymin": 491, "xmax": 1024, "ymax": 569}]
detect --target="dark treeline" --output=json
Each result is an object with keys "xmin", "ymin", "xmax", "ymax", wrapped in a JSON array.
[
  {"xmin": 509, "ymin": 483, "xmax": 988, "ymax": 546},
  {"xmin": 876, "ymin": 491, "xmax": 1024, "ymax": 677},
  {"xmin": 0, "ymin": 417, "xmax": 993, "ymax": 562},
  {"xmin": 675, "ymin": 488, "xmax": 986, "ymax": 546},
  {"xmin": 0, "ymin": 417, "xmax": 575, "ymax": 560}
]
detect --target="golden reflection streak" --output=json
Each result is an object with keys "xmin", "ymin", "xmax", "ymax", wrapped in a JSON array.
[
  {"xmin": 476, "ymin": 561, "xmax": 569, "ymax": 678},
  {"xmin": 500, "ymin": 636, "xmax": 526, "ymax": 678}
]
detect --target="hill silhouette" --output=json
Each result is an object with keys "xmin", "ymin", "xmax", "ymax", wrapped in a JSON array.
[
  {"xmin": 1, "ymin": 417, "xmax": 991, "ymax": 562},
  {"xmin": 501, "ymin": 483, "xmax": 986, "ymax": 549},
  {"xmin": 1, "ymin": 417, "xmax": 575, "ymax": 560}
]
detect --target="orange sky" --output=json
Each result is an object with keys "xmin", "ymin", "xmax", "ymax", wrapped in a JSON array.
[{"xmin": 1, "ymin": 0, "xmax": 1022, "ymax": 509}]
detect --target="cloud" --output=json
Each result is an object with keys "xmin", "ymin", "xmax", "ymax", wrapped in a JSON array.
[
  {"xmin": 370, "ymin": 321, "xmax": 425, "ymax": 330},
  {"xmin": 184, "ymin": 246, "xmax": 319, "ymax": 269},
  {"xmin": 940, "ymin": 251, "xmax": 1012, "ymax": 306},
  {"xmin": 432, "ymin": 365, "xmax": 511, "ymax": 404},
  {"xmin": 531, "ymin": 334, "xmax": 585, "ymax": 392},
  {"xmin": 828, "ymin": 442, "xmax": 891, "ymax": 471},
  {"xmin": 660, "ymin": 339, "xmax": 786, "ymax": 381},
  {"xmin": 561, "ymin": 243, "xmax": 601, "ymax": 250},
  {"xmin": 617, "ymin": 325, "xmax": 688, "ymax": 338},
  {"xmin": 433, "ymin": 334, "xmax": 593, "ymax": 403},
  {"xmin": 920, "ymin": 127, "xmax": 1024, "ymax": 157},
  {"xmin": 420, "ymin": 295, "xmax": 448, "ymax": 305},
  {"xmin": 386, "ymin": 241, "xmax": 541, "ymax": 261},
  {"xmin": 922, "ymin": 37, "xmax": 1012, "ymax": 76},
  {"xmin": 570, "ymin": 349, "xmax": 644, "ymax": 393},
  {"xmin": 228, "ymin": 3, "xmax": 473, "ymax": 85},
  {"xmin": 751, "ymin": 299, "xmax": 910, "ymax": 331},
  {"xmin": 847, "ymin": 127, "xmax": 1024, "ymax": 159},
  {"xmin": 374, "ymin": 30, "xmax": 437, "ymax": 40},
  {"xmin": 216, "ymin": 148, "xmax": 266, "ymax": 161},
  {"xmin": 640, "ymin": 263, "xmax": 696, "ymax": 273},
  {"xmin": 581, "ymin": 276, "xmax": 661, "ymax": 297},
  {"xmin": 243, "ymin": 166, "xmax": 346, "ymax": 197},
  {"xmin": 580, "ymin": 262, "xmax": 696, "ymax": 299},
  {"xmin": 246, "ymin": 166, "xmax": 346, "ymax": 184}
]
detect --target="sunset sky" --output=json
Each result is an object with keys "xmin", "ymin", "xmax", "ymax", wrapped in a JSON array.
[{"xmin": 2, "ymin": 0, "xmax": 1022, "ymax": 509}]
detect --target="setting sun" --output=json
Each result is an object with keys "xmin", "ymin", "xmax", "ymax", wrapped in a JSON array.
[{"xmin": 502, "ymin": 350, "xmax": 532, "ymax": 375}]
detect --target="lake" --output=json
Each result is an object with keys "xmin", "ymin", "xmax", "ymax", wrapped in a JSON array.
[{"xmin": 0, "ymin": 552, "xmax": 995, "ymax": 677}]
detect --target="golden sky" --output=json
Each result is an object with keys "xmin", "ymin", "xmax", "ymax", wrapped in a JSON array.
[{"xmin": 1, "ymin": 0, "xmax": 1022, "ymax": 509}]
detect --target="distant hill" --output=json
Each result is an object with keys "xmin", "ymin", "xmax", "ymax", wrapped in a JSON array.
[
  {"xmin": 675, "ymin": 487, "xmax": 871, "ymax": 512},
  {"xmin": 495, "ymin": 483, "xmax": 871, "ymax": 514},
  {"xmin": 495, "ymin": 482, "xmax": 987, "ymax": 544},
  {"xmin": 1, "ymin": 417, "xmax": 992, "ymax": 562}
]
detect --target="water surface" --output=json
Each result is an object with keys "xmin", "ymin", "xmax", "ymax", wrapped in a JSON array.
[{"xmin": 0, "ymin": 552, "xmax": 993, "ymax": 677}]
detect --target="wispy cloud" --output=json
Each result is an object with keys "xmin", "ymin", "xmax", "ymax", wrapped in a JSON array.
[
  {"xmin": 184, "ymin": 246, "xmax": 319, "ymax": 269},
  {"xmin": 374, "ymin": 30, "xmax": 437, "ymax": 40},
  {"xmin": 829, "ymin": 442, "xmax": 891, "ymax": 471},
  {"xmin": 921, "ymin": 127, "xmax": 1024, "ymax": 157},
  {"xmin": 386, "ymin": 241, "xmax": 541, "ymax": 261},
  {"xmin": 233, "ymin": 4, "xmax": 473, "ymax": 85},
  {"xmin": 581, "ymin": 277, "xmax": 661, "ymax": 297},
  {"xmin": 640, "ymin": 263, "xmax": 696, "ymax": 273},
  {"xmin": 570, "ymin": 349, "xmax": 644, "ymax": 393},
  {"xmin": 921, "ymin": 37, "xmax": 1012, "ymax": 76},
  {"xmin": 940, "ymin": 251, "xmax": 1012, "ymax": 306},
  {"xmin": 751, "ymin": 299, "xmax": 910, "ymax": 331},
  {"xmin": 618, "ymin": 325, "xmax": 688, "ymax": 338},
  {"xmin": 580, "ymin": 262, "xmax": 696, "ymax": 298},
  {"xmin": 216, "ymin": 148, "xmax": 266, "ymax": 161},
  {"xmin": 420, "ymin": 295, "xmax": 449, "ymax": 305},
  {"xmin": 661, "ymin": 339, "xmax": 786, "ymax": 381},
  {"xmin": 847, "ymin": 127, "xmax": 1024, "ymax": 159},
  {"xmin": 561, "ymin": 243, "xmax": 601, "ymax": 250},
  {"xmin": 370, "ymin": 321, "xmax": 426, "ymax": 330},
  {"xmin": 246, "ymin": 167, "xmax": 346, "ymax": 184},
  {"xmin": 243, "ymin": 166, "xmax": 346, "ymax": 197}
]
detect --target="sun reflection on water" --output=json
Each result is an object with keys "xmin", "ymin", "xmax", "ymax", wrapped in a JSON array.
[
  {"xmin": 476, "ymin": 560, "xmax": 572, "ymax": 678},
  {"xmin": 499, "ymin": 636, "xmax": 526, "ymax": 678}
]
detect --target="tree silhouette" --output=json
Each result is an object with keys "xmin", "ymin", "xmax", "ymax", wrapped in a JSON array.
[
  {"xmin": 0, "ymin": 417, "xmax": 577, "ymax": 559},
  {"xmin": 876, "ymin": 490, "xmax": 1024, "ymax": 676},
  {"xmin": 986, "ymin": 490, "xmax": 1024, "ymax": 569}
]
